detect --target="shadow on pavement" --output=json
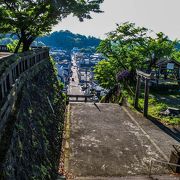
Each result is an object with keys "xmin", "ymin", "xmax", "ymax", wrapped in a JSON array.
[
  {"xmin": 148, "ymin": 115, "xmax": 180, "ymax": 143},
  {"xmin": 93, "ymin": 103, "xmax": 101, "ymax": 112},
  {"xmin": 131, "ymin": 104, "xmax": 180, "ymax": 143}
]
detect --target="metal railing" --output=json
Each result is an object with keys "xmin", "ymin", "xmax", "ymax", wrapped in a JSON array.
[
  {"xmin": 0, "ymin": 45, "xmax": 9, "ymax": 52},
  {"xmin": 67, "ymin": 94, "xmax": 93, "ymax": 103},
  {"xmin": 149, "ymin": 159, "xmax": 180, "ymax": 177}
]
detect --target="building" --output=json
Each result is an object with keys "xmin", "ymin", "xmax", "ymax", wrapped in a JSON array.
[{"xmin": 56, "ymin": 60, "xmax": 71, "ymax": 86}]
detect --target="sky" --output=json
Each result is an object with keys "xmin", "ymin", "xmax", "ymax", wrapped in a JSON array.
[{"xmin": 52, "ymin": 0, "xmax": 180, "ymax": 40}]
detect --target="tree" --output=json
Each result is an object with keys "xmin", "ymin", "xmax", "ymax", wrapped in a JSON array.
[
  {"xmin": 0, "ymin": 0, "xmax": 103, "ymax": 52},
  {"xmin": 96, "ymin": 22, "xmax": 148, "ymax": 75},
  {"xmin": 94, "ymin": 60, "xmax": 116, "ymax": 89},
  {"xmin": 95, "ymin": 22, "xmax": 177, "ymax": 89},
  {"xmin": 143, "ymin": 32, "xmax": 176, "ymax": 71},
  {"xmin": 172, "ymin": 50, "xmax": 180, "ymax": 63}
]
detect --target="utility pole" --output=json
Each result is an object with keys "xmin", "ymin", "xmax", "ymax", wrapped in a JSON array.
[
  {"xmin": 84, "ymin": 68, "xmax": 87, "ymax": 94},
  {"xmin": 85, "ymin": 68, "xmax": 87, "ymax": 89}
]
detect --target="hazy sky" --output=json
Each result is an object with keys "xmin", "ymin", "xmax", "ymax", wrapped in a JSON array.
[{"xmin": 52, "ymin": 0, "xmax": 180, "ymax": 40}]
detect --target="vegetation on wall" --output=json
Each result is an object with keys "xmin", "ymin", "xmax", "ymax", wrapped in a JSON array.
[{"xmin": 1, "ymin": 57, "xmax": 66, "ymax": 179}]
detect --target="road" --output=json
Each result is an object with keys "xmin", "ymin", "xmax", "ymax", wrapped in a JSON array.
[
  {"xmin": 68, "ymin": 55, "xmax": 84, "ymax": 95},
  {"xmin": 62, "ymin": 103, "xmax": 179, "ymax": 179}
]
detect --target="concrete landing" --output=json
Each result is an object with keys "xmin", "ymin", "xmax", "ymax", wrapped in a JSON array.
[
  {"xmin": 75, "ymin": 174, "xmax": 180, "ymax": 180},
  {"xmin": 0, "ymin": 52, "xmax": 12, "ymax": 59},
  {"xmin": 64, "ymin": 103, "xmax": 179, "ymax": 179}
]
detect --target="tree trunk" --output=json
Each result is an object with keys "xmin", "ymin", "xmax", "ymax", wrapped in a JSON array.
[
  {"xmin": 22, "ymin": 36, "xmax": 36, "ymax": 52},
  {"xmin": 148, "ymin": 57, "xmax": 157, "ymax": 73},
  {"xmin": 22, "ymin": 39, "xmax": 31, "ymax": 52}
]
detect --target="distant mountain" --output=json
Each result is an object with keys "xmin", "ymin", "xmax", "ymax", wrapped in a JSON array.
[{"xmin": 37, "ymin": 30, "xmax": 101, "ymax": 50}]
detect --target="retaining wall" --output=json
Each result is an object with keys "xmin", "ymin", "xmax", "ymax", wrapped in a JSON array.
[{"xmin": 0, "ymin": 48, "xmax": 49, "ymax": 140}]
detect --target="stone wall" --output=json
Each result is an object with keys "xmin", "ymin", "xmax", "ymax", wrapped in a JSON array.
[
  {"xmin": 0, "ymin": 57, "xmax": 65, "ymax": 179},
  {"xmin": 0, "ymin": 48, "xmax": 49, "ymax": 141}
]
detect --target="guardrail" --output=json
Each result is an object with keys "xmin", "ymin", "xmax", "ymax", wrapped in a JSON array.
[
  {"xmin": 149, "ymin": 159, "xmax": 180, "ymax": 177},
  {"xmin": 31, "ymin": 46, "xmax": 44, "ymax": 49},
  {"xmin": 0, "ymin": 48, "xmax": 49, "ymax": 137},
  {"xmin": 67, "ymin": 94, "xmax": 93, "ymax": 103},
  {"xmin": 0, "ymin": 45, "xmax": 9, "ymax": 52}
]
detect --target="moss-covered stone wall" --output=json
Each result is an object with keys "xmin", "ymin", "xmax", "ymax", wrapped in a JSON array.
[{"xmin": 0, "ymin": 58, "xmax": 65, "ymax": 179}]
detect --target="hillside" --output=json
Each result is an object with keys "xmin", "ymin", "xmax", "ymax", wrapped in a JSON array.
[{"xmin": 37, "ymin": 30, "xmax": 101, "ymax": 50}]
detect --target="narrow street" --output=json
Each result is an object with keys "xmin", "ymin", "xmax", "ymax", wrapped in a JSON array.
[{"xmin": 68, "ymin": 55, "xmax": 84, "ymax": 95}]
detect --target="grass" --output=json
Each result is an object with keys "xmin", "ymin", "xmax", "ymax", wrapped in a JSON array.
[
  {"xmin": 124, "ymin": 85, "xmax": 180, "ymax": 126},
  {"xmin": 141, "ymin": 96, "xmax": 179, "ymax": 125}
]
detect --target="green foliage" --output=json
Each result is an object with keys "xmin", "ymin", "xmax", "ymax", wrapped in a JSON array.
[
  {"xmin": 144, "ymin": 97, "xmax": 179, "ymax": 125},
  {"xmin": 94, "ymin": 60, "xmax": 116, "ymax": 89},
  {"xmin": 172, "ymin": 50, "xmax": 180, "ymax": 62},
  {"xmin": 95, "ymin": 22, "xmax": 177, "ymax": 89},
  {"xmin": 143, "ymin": 32, "xmax": 176, "ymax": 70},
  {"xmin": 0, "ymin": 54, "xmax": 19, "ymax": 76},
  {"xmin": 94, "ymin": 22, "xmax": 179, "ymax": 125},
  {"xmin": 49, "ymin": 56, "xmax": 64, "ymax": 92},
  {"xmin": 0, "ymin": 0, "xmax": 103, "ymax": 52},
  {"xmin": 7, "ymin": 40, "xmax": 22, "ymax": 53},
  {"xmin": 125, "ymin": 90, "xmax": 180, "ymax": 125},
  {"xmin": 97, "ymin": 22, "xmax": 149, "ymax": 71}
]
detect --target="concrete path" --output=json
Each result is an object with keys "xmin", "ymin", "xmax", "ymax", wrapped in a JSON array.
[
  {"xmin": 64, "ymin": 103, "xmax": 180, "ymax": 179},
  {"xmin": 0, "ymin": 52, "xmax": 12, "ymax": 59},
  {"xmin": 75, "ymin": 175, "xmax": 180, "ymax": 180}
]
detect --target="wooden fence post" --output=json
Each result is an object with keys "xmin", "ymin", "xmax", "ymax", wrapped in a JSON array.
[
  {"xmin": 134, "ymin": 75, "xmax": 141, "ymax": 109},
  {"xmin": 143, "ymin": 78, "xmax": 149, "ymax": 117}
]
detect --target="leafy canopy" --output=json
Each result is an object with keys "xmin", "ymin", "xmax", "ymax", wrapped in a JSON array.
[
  {"xmin": 0, "ymin": 0, "xmax": 104, "ymax": 52},
  {"xmin": 94, "ymin": 22, "xmax": 177, "ymax": 89},
  {"xmin": 94, "ymin": 59, "xmax": 116, "ymax": 89}
]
